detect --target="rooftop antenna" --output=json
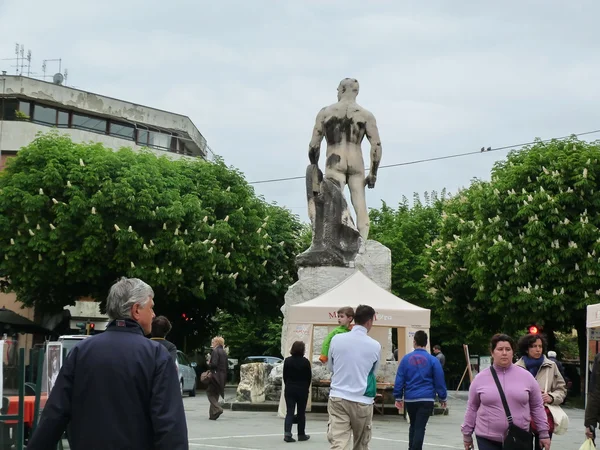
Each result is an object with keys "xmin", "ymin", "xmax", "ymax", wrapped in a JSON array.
[{"xmin": 26, "ymin": 50, "xmax": 32, "ymax": 77}]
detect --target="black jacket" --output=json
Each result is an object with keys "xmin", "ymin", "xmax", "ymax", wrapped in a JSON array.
[
  {"xmin": 27, "ymin": 319, "xmax": 188, "ymax": 450},
  {"xmin": 283, "ymin": 355, "xmax": 312, "ymax": 392},
  {"xmin": 209, "ymin": 345, "xmax": 228, "ymax": 398},
  {"xmin": 151, "ymin": 337, "xmax": 178, "ymax": 365}
]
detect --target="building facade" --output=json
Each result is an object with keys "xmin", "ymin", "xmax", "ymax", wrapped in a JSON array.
[{"xmin": 0, "ymin": 74, "xmax": 213, "ymax": 163}]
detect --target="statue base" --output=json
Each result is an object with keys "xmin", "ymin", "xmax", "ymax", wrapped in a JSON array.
[{"xmin": 281, "ymin": 240, "xmax": 393, "ymax": 361}]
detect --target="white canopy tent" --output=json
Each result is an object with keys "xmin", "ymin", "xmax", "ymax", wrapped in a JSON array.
[
  {"xmin": 287, "ymin": 270, "xmax": 430, "ymax": 330},
  {"xmin": 585, "ymin": 303, "xmax": 600, "ymax": 403},
  {"xmin": 279, "ymin": 270, "xmax": 431, "ymax": 416}
]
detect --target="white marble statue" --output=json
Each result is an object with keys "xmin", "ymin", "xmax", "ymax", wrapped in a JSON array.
[{"xmin": 308, "ymin": 78, "xmax": 382, "ymax": 242}]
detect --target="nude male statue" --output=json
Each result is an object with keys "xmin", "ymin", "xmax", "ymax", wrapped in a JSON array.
[{"xmin": 308, "ymin": 78, "xmax": 382, "ymax": 242}]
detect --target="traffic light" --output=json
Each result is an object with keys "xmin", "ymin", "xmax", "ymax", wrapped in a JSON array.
[
  {"xmin": 528, "ymin": 324, "xmax": 542, "ymax": 334},
  {"xmin": 85, "ymin": 321, "xmax": 95, "ymax": 335},
  {"xmin": 182, "ymin": 313, "xmax": 189, "ymax": 322}
]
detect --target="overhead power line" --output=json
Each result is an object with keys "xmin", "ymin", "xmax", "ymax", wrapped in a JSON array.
[{"xmin": 248, "ymin": 128, "xmax": 600, "ymax": 185}]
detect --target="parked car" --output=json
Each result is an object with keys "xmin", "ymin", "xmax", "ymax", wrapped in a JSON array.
[
  {"xmin": 242, "ymin": 356, "xmax": 283, "ymax": 365},
  {"xmin": 176, "ymin": 350, "xmax": 197, "ymax": 397}
]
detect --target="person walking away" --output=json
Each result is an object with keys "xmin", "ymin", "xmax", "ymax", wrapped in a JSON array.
[
  {"xmin": 319, "ymin": 306, "xmax": 354, "ymax": 363},
  {"xmin": 432, "ymin": 345, "xmax": 445, "ymax": 368},
  {"xmin": 207, "ymin": 336, "xmax": 228, "ymax": 420},
  {"xmin": 547, "ymin": 350, "xmax": 569, "ymax": 386},
  {"xmin": 327, "ymin": 304, "xmax": 380, "ymax": 450},
  {"xmin": 515, "ymin": 333, "xmax": 566, "ymax": 448},
  {"xmin": 27, "ymin": 277, "xmax": 188, "ymax": 450},
  {"xmin": 150, "ymin": 315, "xmax": 178, "ymax": 365},
  {"xmin": 283, "ymin": 341, "xmax": 312, "ymax": 443},
  {"xmin": 585, "ymin": 350, "xmax": 600, "ymax": 441},
  {"xmin": 393, "ymin": 331, "xmax": 447, "ymax": 450},
  {"xmin": 461, "ymin": 334, "xmax": 550, "ymax": 450}
]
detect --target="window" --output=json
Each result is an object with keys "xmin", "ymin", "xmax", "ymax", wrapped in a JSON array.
[
  {"xmin": 110, "ymin": 122, "xmax": 135, "ymax": 140},
  {"xmin": 147, "ymin": 130, "xmax": 171, "ymax": 149},
  {"xmin": 177, "ymin": 352, "xmax": 191, "ymax": 366},
  {"xmin": 57, "ymin": 111, "xmax": 69, "ymax": 128},
  {"xmin": 136, "ymin": 128, "xmax": 149, "ymax": 146},
  {"xmin": 0, "ymin": 99, "xmax": 19, "ymax": 120},
  {"xmin": 33, "ymin": 105, "xmax": 57, "ymax": 125},
  {"xmin": 72, "ymin": 113, "xmax": 107, "ymax": 133},
  {"xmin": 19, "ymin": 101, "xmax": 31, "ymax": 118}
]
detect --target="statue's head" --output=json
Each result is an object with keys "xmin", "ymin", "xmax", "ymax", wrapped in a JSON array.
[{"xmin": 337, "ymin": 78, "xmax": 359, "ymax": 101}]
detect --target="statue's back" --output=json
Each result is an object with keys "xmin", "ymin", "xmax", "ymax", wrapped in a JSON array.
[{"xmin": 321, "ymin": 101, "xmax": 370, "ymax": 147}]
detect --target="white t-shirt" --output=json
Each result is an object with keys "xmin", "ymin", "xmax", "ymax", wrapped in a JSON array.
[{"xmin": 327, "ymin": 325, "xmax": 381, "ymax": 404}]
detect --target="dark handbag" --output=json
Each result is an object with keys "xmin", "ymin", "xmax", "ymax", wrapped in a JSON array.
[
  {"xmin": 490, "ymin": 367, "xmax": 532, "ymax": 450},
  {"xmin": 200, "ymin": 370, "xmax": 213, "ymax": 385}
]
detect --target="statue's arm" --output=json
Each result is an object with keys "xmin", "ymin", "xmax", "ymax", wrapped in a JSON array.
[
  {"xmin": 308, "ymin": 109, "xmax": 325, "ymax": 165},
  {"xmin": 365, "ymin": 113, "xmax": 382, "ymax": 178}
]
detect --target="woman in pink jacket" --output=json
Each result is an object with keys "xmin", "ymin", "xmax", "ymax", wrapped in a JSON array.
[{"xmin": 461, "ymin": 334, "xmax": 551, "ymax": 450}]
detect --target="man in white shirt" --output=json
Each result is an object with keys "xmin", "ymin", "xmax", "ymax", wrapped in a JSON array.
[{"xmin": 327, "ymin": 304, "xmax": 381, "ymax": 450}]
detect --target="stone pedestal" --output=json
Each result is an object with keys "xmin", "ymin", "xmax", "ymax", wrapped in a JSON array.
[
  {"xmin": 236, "ymin": 362, "xmax": 277, "ymax": 403},
  {"xmin": 281, "ymin": 240, "xmax": 394, "ymax": 366}
]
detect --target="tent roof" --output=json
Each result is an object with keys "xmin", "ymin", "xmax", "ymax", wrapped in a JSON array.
[
  {"xmin": 287, "ymin": 270, "xmax": 430, "ymax": 328},
  {"xmin": 587, "ymin": 303, "xmax": 600, "ymax": 328}
]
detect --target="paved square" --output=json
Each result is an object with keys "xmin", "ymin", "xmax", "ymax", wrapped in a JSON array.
[{"xmin": 185, "ymin": 390, "xmax": 585, "ymax": 449}]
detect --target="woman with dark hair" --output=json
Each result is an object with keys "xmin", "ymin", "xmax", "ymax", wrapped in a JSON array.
[
  {"xmin": 461, "ymin": 334, "xmax": 551, "ymax": 450},
  {"xmin": 282, "ymin": 340, "xmax": 312, "ymax": 443},
  {"xmin": 516, "ymin": 333, "xmax": 566, "ymax": 448}
]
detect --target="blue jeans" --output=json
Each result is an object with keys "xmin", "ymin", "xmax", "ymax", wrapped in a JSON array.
[{"xmin": 405, "ymin": 401, "xmax": 434, "ymax": 450}]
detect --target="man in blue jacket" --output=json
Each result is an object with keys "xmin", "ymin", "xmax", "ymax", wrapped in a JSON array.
[
  {"xmin": 393, "ymin": 330, "xmax": 447, "ymax": 450},
  {"xmin": 27, "ymin": 277, "xmax": 188, "ymax": 450}
]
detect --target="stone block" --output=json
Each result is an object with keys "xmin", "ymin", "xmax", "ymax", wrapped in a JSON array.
[{"xmin": 236, "ymin": 363, "xmax": 273, "ymax": 403}]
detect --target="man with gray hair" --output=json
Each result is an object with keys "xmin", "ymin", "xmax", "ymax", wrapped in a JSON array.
[{"xmin": 28, "ymin": 277, "xmax": 188, "ymax": 450}]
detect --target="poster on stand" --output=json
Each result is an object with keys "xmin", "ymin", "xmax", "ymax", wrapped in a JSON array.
[{"xmin": 46, "ymin": 342, "xmax": 63, "ymax": 394}]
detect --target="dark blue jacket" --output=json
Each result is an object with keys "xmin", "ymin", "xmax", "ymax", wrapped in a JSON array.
[
  {"xmin": 393, "ymin": 348, "xmax": 447, "ymax": 402},
  {"xmin": 27, "ymin": 319, "xmax": 188, "ymax": 450}
]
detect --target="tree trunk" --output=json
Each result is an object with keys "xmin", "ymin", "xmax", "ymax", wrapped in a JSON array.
[{"xmin": 544, "ymin": 325, "xmax": 557, "ymax": 352}]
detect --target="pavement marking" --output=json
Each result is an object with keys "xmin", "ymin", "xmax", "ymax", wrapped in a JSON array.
[
  {"xmin": 372, "ymin": 436, "xmax": 464, "ymax": 449},
  {"xmin": 189, "ymin": 444, "xmax": 262, "ymax": 450},
  {"xmin": 189, "ymin": 432, "xmax": 326, "ymax": 441}
]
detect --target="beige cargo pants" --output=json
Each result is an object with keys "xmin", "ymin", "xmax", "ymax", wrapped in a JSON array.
[{"xmin": 327, "ymin": 396, "xmax": 373, "ymax": 450}]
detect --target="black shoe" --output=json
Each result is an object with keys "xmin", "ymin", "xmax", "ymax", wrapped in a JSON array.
[
  {"xmin": 298, "ymin": 435, "xmax": 310, "ymax": 442},
  {"xmin": 284, "ymin": 435, "xmax": 296, "ymax": 443}
]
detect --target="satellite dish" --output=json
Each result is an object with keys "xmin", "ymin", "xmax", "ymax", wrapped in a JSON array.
[{"xmin": 53, "ymin": 73, "xmax": 64, "ymax": 85}]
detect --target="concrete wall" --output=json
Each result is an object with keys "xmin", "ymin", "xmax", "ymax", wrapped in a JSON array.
[
  {"xmin": 3, "ymin": 76, "xmax": 207, "ymax": 151},
  {"xmin": 0, "ymin": 121, "xmax": 193, "ymax": 161}
]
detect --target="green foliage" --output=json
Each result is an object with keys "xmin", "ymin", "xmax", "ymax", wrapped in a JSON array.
[
  {"xmin": 297, "ymin": 223, "xmax": 312, "ymax": 254},
  {"xmin": 555, "ymin": 332, "xmax": 579, "ymax": 360},
  {"xmin": 370, "ymin": 191, "xmax": 447, "ymax": 305},
  {"xmin": 426, "ymin": 137, "xmax": 600, "ymax": 342},
  {"xmin": 0, "ymin": 132, "xmax": 302, "ymax": 348},
  {"xmin": 214, "ymin": 310, "xmax": 283, "ymax": 359},
  {"xmin": 14, "ymin": 110, "xmax": 30, "ymax": 121}
]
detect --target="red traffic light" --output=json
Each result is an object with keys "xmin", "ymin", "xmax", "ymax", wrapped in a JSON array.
[
  {"xmin": 528, "ymin": 325, "xmax": 539, "ymax": 334},
  {"xmin": 89, "ymin": 323, "xmax": 95, "ymax": 329}
]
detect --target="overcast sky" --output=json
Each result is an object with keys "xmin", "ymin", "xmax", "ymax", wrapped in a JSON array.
[{"xmin": 1, "ymin": 1, "xmax": 599, "ymax": 223}]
